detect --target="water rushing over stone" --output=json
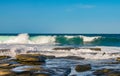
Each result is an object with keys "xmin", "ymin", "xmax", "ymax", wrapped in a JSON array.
[
  {"xmin": 0, "ymin": 44, "xmax": 120, "ymax": 59},
  {"xmin": 0, "ymin": 44, "xmax": 120, "ymax": 76}
]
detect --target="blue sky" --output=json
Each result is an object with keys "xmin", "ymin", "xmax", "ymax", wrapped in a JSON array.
[{"xmin": 0, "ymin": 0, "xmax": 120, "ymax": 33}]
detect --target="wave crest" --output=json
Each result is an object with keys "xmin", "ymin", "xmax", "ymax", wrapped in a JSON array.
[{"xmin": 0, "ymin": 33, "xmax": 120, "ymax": 46}]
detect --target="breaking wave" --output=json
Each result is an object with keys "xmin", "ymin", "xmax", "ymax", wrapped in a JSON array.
[{"xmin": 0, "ymin": 33, "xmax": 120, "ymax": 46}]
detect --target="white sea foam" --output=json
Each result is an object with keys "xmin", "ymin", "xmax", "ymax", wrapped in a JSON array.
[
  {"xmin": 0, "ymin": 33, "xmax": 56, "ymax": 44},
  {"xmin": 30, "ymin": 36, "xmax": 56, "ymax": 44},
  {"xmin": 65, "ymin": 35, "xmax": 100, "ymax": 42},
  {"xmin": 80, "ymin": 35, "xmax": 100, "ymax": 42},
  {"xmin": 65, "ymin": 36, "xmax": 75, "ymax": 38},
  {"xmin": 2, "ymin": 33, "xmax": 31, "ymax": 44},
  {"xmin": 0, "ymin": 33, "xmax": 101, "ymax": 44},
  {"xmin": 0, "ymin": 44, "xmax": 119, "ymax": 60}
]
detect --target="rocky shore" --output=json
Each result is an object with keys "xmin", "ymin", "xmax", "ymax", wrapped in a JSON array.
[
  {"xmin": 0, "ymin": 46, "xmax": 120, "ymax": 76},
  {"xmin": 0, "ymin": 54, "xmax": 120, "ymax": 76},
  {"xmin": 0, "ymin": 54, "xmax": 72, "ymax": 76}
]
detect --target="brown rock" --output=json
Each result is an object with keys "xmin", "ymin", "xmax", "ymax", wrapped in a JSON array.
[
  {"xmin": 89, "ymin": 48, "xmax": 101, "ymax": 51},
  {"xmin": 16, "ymin": 54, "xmax": 46, "ymax": 62},
  {"xmin": 0, "ymin": 56, "xmax": 11, "ymax": 60},
  {"xmin": 0, "ymin": 69, "xmax": 14, "ymax": 76},
  {"xmin": 93, "ymin": 68, "xmax": 113, "ymax": 75},
  {"xmin": 34, "ymin": 73, "xmax": 50, "ymax": 76},
  {"xmin": 75, "ymin": 64, "xmax": 91, "ymax": 72},
  {"xmin": 56, "ymin": 56, "xmax": 84, "ymax": 60},
  {"xmin": 116, "ymin": 57, "xmax": 120, "ymax": 62},
  {"xmin": 93, "ymin": 68, "xmax": 120, "ymax": 76},
  {"xmin": 53, "ymin": 47, "xmax": 77, "ymax": 50},
  {"xmin": 53, "ymin": 47, "xmax": 101, "ymax": 51},
  {"xmin": 108, "ymin": 71, "xmax": 120, "ymax": 76}
]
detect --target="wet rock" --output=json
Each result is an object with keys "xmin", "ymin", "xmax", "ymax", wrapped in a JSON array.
[
  {"xmin": 42, "ymin": 55, "xmax": 55, "ymax": 59},
  {"xmin": 34, "ymin": 73, "xmax": 50, "ymax": 76},
  {"xmin": 107, "ymin": 71, "xmax": 120, "ymax": 76},
  {"xmin": 93, "ymin": 68, "xmax": 120, "ymax": 76},
  {"xmin": 0, "ymin": 56, "xmax": 11, "ymax": 60},
  {"xmin": 62, "ymin": 68, "xmax": 71, "ymax": 76},
  {"xmin": 33, "ymin": 67, "xmax": 71, "ymax": 76},
  {"xmin": 116, "ymin": 57, "xmax": 120, "ymax": 62},
  {"xmin": 0, "ymin": 63, "xmax": 10, "ymax": 67},
  {"xmin": 53, "ymin": 47, "xmax": 101, "ymax": 51},
  {"xmin": 75, "ymin": 64, "xmax": 91, "ymax": 72},
  {"xmin": 0, "ymin": 62, "xmax": 23, "ymax": 69},
  {"xmin": 56, "ymin": 56, "xmax": 84, "ymax": 60},
  {"xmin": 93, "ymin": 68, "xmax": 113, "ymax": 75},
  {"xmin": 0, "ymin": 59, "xmax": 23, "ymax": 69},
  {"xmin": 12, "ymin": 66, "xmax": 52, "ymax": 73},
  {"xmin": 104, "ymin": 61, "xmax": 120, "ymax": 64},
  {"xmin": 80, "ymin": 48, "xmax": 101, "ymax": 51},
  {"xmin": 0, "ymin": 68, "xmax": 31, "ymax": 76},
  {"xmin": 49, "ymin": 67, "xmax": 71, "ymax": 76},
  {"xmin": 16, "ymin": 54, "xmax": 46, "ymax": 65},
  {"xmin": 88, "ymin": 48, "xmax": 101, "ymax": 51},
  {"xmin": 53, "ymin": 47, "xmax": 77, "ymax": 50},
  {"xmin": 14, "ymin": 71, "xmax": 31, "ymax": 76},
  {"xmin": 16, "ymin": 54, "xmax": 46, "ymax": 62},
  {"xmin": 12, "ymin": 65, "xmax": 71, "ymax": 76},
  {"xmin": 0, "ymin": 69, "xmax": 14, "ymax": 76},
  {"xmin": 0, "ymin": 63, "xmax": 11, "ymax": 69}
]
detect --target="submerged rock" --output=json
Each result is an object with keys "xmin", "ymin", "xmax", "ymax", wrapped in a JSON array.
[
  {"xmin": 75, "ymin": 64, "xmax": 91, "ymax": 72},
  {"xmin": 104, "ymin": 61, "xmax": 120, "ymax": 64},
  {"xmin": 12, "ymin": 66, "xmax": 71, "ymax": 76},
  {"xmin": 14, "ymin": 71, "xmax": 31, "ymax": 76},
  {"xmin": 42, "ymin": 55, "xmax": 55, "ymax": 59},
  {"xmin": 12, "ymin": 66, "xmax": 44, "ymax": 72},
  {"xmin": 107, "ymin": 71, "xmax": 120, "ymax": 76},
  {"xmin": 56, "ymin": 56, "xmax": 84, "ymax": 60},
  {"xmin": 53, "ymin": 47, "xmax": 101, "ymax": 51},
  {"xmin": 93, "ymin": 68, "xmax": 113, "ymax": 75},
  {"xmin": 93, "ymin": 68, "xmax": 120, "ymax": 76},
  {"xmin": 53, "ymin": 47, "xmax": 78, "ymax": 51}
]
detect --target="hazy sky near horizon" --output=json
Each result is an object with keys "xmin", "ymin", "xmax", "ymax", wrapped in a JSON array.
[{"xmin": 0, "ymin": 0, "xmax": 120, "ymax": 33}]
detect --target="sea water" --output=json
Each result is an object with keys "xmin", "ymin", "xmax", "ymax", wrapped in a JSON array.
[{"xmin": 0, "ymin": 33, "xmax": 120, "ymax": 76}]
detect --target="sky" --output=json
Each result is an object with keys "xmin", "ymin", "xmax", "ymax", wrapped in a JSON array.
[{"xmin": 0, "ymin": 0, "xmax": 120, "ymax": 34}]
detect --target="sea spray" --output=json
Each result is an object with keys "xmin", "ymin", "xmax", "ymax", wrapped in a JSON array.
[
  {"xmin": 0, "ymin": 45, "xmax": 120, "ymax": 59},
  {"xmin": 0, "ymin": 33, "xmax": 120, "ymax": 46}
]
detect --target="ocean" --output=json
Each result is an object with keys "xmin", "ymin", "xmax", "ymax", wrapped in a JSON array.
[
  {"xmin": 0, "ymin": 33, "xmax": 120, "ymax": 76},
  {"xmin": 0, "ymin": 33, "xmax": 120, "ymax": 46}
]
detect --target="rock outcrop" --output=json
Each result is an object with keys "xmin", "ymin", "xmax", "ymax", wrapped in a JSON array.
[
  {"xmin": 16, "ymin": 54, "xmax": 46, "ymax": 65},
  {"xmin": 116, "ymin": 57, "xmax": 120, "ymax": 62},
  {"xmin": 75, "ymin": 64, "xmax": 91, "ymax": 72},
  {"xmin": 93, "ymin": 68, "xmax": 120, "ymax": 76}
]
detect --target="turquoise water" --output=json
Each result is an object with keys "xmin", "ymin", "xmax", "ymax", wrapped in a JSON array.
[{"xmin": 0, "ymin": 33, "xmax": 120, "ymax": 46}]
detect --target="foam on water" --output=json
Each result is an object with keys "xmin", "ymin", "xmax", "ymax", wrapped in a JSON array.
[
  {"xmin": 80, "ymin": 35, "xmax": 100, "ymax": 42},
  {"xmin": 0, "ymin": 44, "xmax": 119, "ymax": 60},
  {"xmin": 30, "ymin": 36, "xmax": 56, "ymax": 44},
  {"xmin": 0, "ymin": 34, "xmax": 119, "ymax": 76},
  {"xmin": 0, "ymin": 33, "xmax": 56, "ymax": 44},
  {"xmin": 0, "ymin": 33, "xmax": 120, "ymax": 46},
  {"xmin": 0, "ymin": 33, "xmax": 101, "ymax": 44}
]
